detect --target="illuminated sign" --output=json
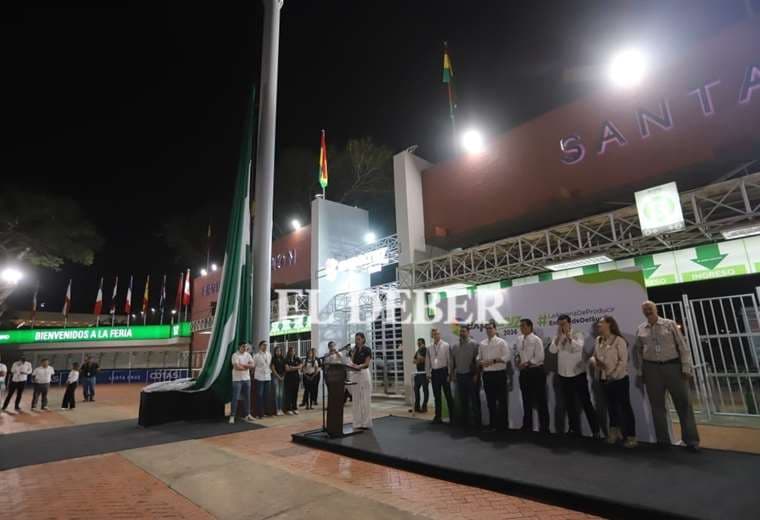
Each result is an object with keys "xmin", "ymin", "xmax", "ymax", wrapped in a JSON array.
[
  {"xmin": 324, "ymin": 247, "xmax": 389, "ymax": 280},
  {"xmin": 0, "ymin": 323, "xmax": 192, "ymax": 346},
  {"xmin": 270, "ymin": 315, "xmax": 311, "ymax": 337},
  {"xmin": 635, "ymin": 182, "xmax": 684, "ymax": 236},
  {"xmin": 560, "ymin": 63, "xmax": 760, "ymax": 165},
  {"xmin": 272, "ymin": 249, "xmax": 297, "ymax": 270}
]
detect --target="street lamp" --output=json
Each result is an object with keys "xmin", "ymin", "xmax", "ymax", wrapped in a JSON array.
[
  {"xmin": 1, "ymin": 267, "xmax": 23, "ymax": 285},
  {"xmin": 461, "ymin": 129, "xmax": 485, "ymax": 154},
  {"xmin": 608, "ymin": 48, "xmax": 647, "ymax": 88},
  {"xmin": 211, "ymin": 263, "xmax": 218, "ymax": 272},
  {"xmin": 291, "ymin": 218, "xmax": 302, "ymax": 231},
  {"xmin": 364, "ymin": 231, "xmax": 377, "ymax": 244},
  {"xmin": 200, "ymin": 268, "xmax": 208, "ymax": 277}
]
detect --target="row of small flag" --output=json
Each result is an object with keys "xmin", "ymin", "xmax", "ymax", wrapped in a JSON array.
[{"xmin": 31, "ymin": 269, "xmax": 192, "ymax": 320}]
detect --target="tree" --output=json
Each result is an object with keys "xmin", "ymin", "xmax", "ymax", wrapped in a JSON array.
[
  {"xmin": 338, "ymin": 137, "xmax": 393, "ymax": 205},
  {"xmin": 0, "ymin": 190, "xmax": 102, "ymax": 312}
]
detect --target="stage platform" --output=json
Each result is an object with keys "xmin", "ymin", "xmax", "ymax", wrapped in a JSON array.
[{"xmin": 292, "ymin": 415, "xmax": 758, "ymax": 520}]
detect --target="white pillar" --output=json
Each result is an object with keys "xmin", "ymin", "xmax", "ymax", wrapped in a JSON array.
[{"xmin": 252, "ymin": 0, "xmax": 283, "ymax": 346}]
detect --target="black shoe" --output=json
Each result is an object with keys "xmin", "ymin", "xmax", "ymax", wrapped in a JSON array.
[
  {"xmin": 686, "ymin": 444, "xmax": 700, "ymax": 453},
  {"xmin": 432, "ymin": 417, "xmax": 443, "ymax": 424},
  {"xmin": 422, "ymin": 406, "xmax": 428, "ymax": 413}
]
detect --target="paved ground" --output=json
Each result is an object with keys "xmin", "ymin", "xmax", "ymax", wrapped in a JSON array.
[{"xmin": 2, "ymin": 383, "xmax": 759, "ymax": 519}]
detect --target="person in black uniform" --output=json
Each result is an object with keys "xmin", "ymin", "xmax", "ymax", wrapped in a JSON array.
[
  {"xmin": 413, "ymin": 338, "xmax": 429, "ymax": 413},
  {"xmin": 283, "ymin": 345, "xmax": 302, "ymax": 415}
]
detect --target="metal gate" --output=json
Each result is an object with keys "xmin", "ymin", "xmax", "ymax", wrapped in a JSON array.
[
  {"xmin": 657, "ymin": 290, "xmax": 760, "ymax": 418},
  {"xmin": 687, "ymin": 292, "xmax": 760, "ymax": 416}
]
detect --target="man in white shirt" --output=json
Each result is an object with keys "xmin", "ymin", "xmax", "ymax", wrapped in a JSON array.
[
  {"xmin": 230, "ymin": 342, "xmax": 255, "ymax": 424},
  {"xmin": 2, "ymin": 356, "xmax": 32, "ymax": 412},
  {"xmin": 478, "ymin": 321, "xmax": 513, "ymax": 431},
  {"xmin": 425, "ymin": 328, "xmax": 454, "ymax": 424},
  {"xmin": 549, "ymin": 314, "xmax": 599, "ymax": 437},
  {"xmin": 252, "ymin": 340, "xmax": 272, "ymax": 419},
  {"xmin": 0, "ymin": 355, "xmax": 7, "ymax": 406},
  {"xmin": 31, "ymin": 358, "xmax": 55, "ymax": 410},
  {"xmin": 517, "ymin": 319, "xmax": 549, "ymax": 432}
]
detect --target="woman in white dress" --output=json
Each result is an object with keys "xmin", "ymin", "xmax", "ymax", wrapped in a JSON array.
[{"xmin": 349, "ymin": 332, "xmax": 373, "ymax": 430}]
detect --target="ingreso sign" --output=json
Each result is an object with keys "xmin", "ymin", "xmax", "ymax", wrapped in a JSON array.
[{"xmin": 0, "ymin": 323, "xmax": 192, "ymax": 346}]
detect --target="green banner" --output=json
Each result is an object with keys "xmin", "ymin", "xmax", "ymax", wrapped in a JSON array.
[
  {"xmin": 270, "ymin": 315, "xmax": 311, "ymax": 337},
  {"xmin": 0, "ymin": 323, "xmax": 191, "ymax": 346}
]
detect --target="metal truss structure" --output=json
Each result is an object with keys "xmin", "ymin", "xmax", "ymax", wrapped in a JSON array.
[{"xmin": 401, "ymin": 172, "xmax": 760, "ymax": 289}]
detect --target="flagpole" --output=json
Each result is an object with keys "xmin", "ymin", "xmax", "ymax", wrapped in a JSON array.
[
  {"xmin": 443, "ymin": 41, "xmax": 456, "ymax": 147},
  {"xmin": 159, "ymin": 274, "xmax": 167, "ymax": 325}
]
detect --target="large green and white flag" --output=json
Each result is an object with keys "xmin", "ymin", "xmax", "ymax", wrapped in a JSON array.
[{"xmin": 188, "ymin": 88, "xmax": 255, "ymax": 402}]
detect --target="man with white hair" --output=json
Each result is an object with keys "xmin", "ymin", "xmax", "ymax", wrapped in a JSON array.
[{"xmin": 634, "ymin": 300, "xmax": 700, "ymax": 452}]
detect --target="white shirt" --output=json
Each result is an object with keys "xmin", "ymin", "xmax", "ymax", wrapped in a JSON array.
[
  {"xmin": 32, "ymin": 366, "xmax": 55, "ymax": 384},
  {"xmin": 10, "ymin": 361, "xmax": 32, "ymax": 383},
  {"xmin": 549, "ymin": 329, "xmax": 586, "ymax": 377},
  {"xmin": 231, "ymin": 352, "xmax": 254, "ymax": 381},
  {"xmin": 425, "ymin": 340, "xmax": 451, "ymax": 376},
  {"xmin": 253, "ymin": 351, "xmax": 272, "ymax": 381},
  {"xmin": 67, "ymin": 370, "xmax": 79, "ymax": 384},
  {"xmin": 0, "ymin": 363, "xmax": 7, "ymax": 383},
  {"xmin": 517, "ymin": 333, "xmax": 545, "ymax": 367},
  {"xmin": 478, "ymin": 336, "xmax": 512, "ymax": 372}
]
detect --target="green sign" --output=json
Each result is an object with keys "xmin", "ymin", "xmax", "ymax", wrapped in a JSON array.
[
  {"xmin": 491, "ymin": 236, "xmax": 760, "ymax": 291},
  {"xmin": 269, "ymin": 315, "xmax": 311, "ymax": 337},
  {"xmin": 0, "ymin": 322, "xmax": 192, "ymax": 346}
]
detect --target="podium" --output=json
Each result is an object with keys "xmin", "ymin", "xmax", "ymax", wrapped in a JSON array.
[{"xmin": 324, "ymin": 361, "xmax": 361, "ymax": 437}]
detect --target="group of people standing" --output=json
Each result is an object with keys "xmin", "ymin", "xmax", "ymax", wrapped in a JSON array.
[
  {"xmin": 228, "ymin": 333, "xmax": 374, "ymax": 431},
  {"xmin": 0, "ymin": 354, "xmax": 99, "ymax": 413},
  {"xmin": 228, "ymin": 341, "xmax": 323, "ymax": 423},
  {"xmin": 413, "ymin": 300, "xmax": 700, "ymax": 452}
]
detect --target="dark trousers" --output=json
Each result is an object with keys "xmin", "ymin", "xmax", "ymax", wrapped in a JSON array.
[
  {"xmin": 62, "ymin": 383, "xmax": 77, "ymax": 409},
  {"xmin": 590, "ymin": 376, "xmax": 609, "ymax": 437},
  {"xmin": 302, "ymin": 374, "xmax": 319, "ymax": 406},
  {"xmin": 430, "ymin": 368, "xmax": 454, "ymax": 421},
  {"xmin": 284, "ymin": 374, "xmax": 300, "ymax": 412},
  {"xmin": 413, "ymin": 373, "xmax": 429, "ymax": 411},
  {"xmin": 254, "ymin": 380, "xmax": 271, "ymax": 417},
  {"xmin": 82, "ymin": 376, "xmax": 96, "ymax": 400},
  {"xmin": 559, "ymin": 373, "xmax": 599, "ymax": 435},
  {"xmin": 550, "ymin": 373, "xmax": 566, "ymax": 433},
  {"xmin": 3, "ymin": 381, "xmax": 26, "ymax": 410},
  {"xmin": 455, "ymin": 372, "xmax": 479, "ymax": 428},
  {"xmin": 482, "ymin": 370, "xmax": 509, "ymax": 429},
  {"xmin": 603, "ymin": 376, "xmax": 636, "ymax": 438},
  {"xmin": 519, "ymin": 367, "xmax": 549, "ymax": 432},
  {"xmin": 32, "ymin": 383, "xmax": 50, "ymax": 409}
]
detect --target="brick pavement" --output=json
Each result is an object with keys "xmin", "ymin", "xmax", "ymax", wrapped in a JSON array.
[
  {"xmin": 0, "ymin": 453, "xmax": 212, "ymax": 519},
  {"xmin": 206, "ymin": 421, "xmax": 600, "ymax": 520}
]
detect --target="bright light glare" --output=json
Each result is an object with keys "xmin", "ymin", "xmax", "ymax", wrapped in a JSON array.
[
  {"xmin": 461, "ymin": 129, "xmax": 485, "ymax": 154},
  {"xmin": 608, "ymin": 48, "xmax": 647, "ymax": 88},
  {"xmin": 200, "ymin": 268, "xmax": 208, "ymax": 276},
  {"xmin": 211, "ymin": 263, "xmax": 218, "ymax": 271},
  {"xmin": 364, "ymin": 232, "xmax": 377, "ymax": 244},
  {"xmin": 1, "ymin": 267, "xmax": 23, "ymax": 285},
  {"xmin": 291, "ymin": 219, "xmax": 302, "ymax": 231}
]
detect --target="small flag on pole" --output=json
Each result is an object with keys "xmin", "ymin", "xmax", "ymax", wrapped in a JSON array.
[
  {"xmin": 93, "ymin": 277, "xmax": 104, "ymax": 316},
  {"xmin": 182, "ymin": 269, "xmax": 191, "ymax": 306},
  {"xmin": 31, "ymin": 282, "xmax": 39, "ymax": 326},
  {"xmin": 442, "ymin": 42, "xmax": 457, "ymax": 143},
  {"xmin": 159, "ymin": 274, "xmax": 167, "ymax": 324},
  {"xmin": 62, "ymin": 279, "xmax": 72, "ymax": 317},
  {"xmin": 319, "ymin": 129, "xmax": 328, "ymax": 192},
  {"xmin": 142, "ymin": 275, "xmax": 150, "ymax": 315},
  {"xmin": 174, "ymin": 272, "xmax": 183, "ymax": 314},
  {"xmin": 110, "ymin": 276, "xmax": 119, "ymax": 315},
  {"xmin": 124, "ymin": 275, "xmax": 133, "ymax": 314}
]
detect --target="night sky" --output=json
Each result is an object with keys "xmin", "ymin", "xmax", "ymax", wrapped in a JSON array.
[{"xmin": 2, "ymin": 1, "xmax": 756, "ymax": 313}]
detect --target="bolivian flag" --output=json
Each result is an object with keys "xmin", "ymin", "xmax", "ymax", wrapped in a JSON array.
[
  {"xmin": 319, "ymin": 129, "xmax": 328, "ymax": 189},
  {"xmin": 442, "ymin": 46, "xmax": 454, "ymax": 83}
]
